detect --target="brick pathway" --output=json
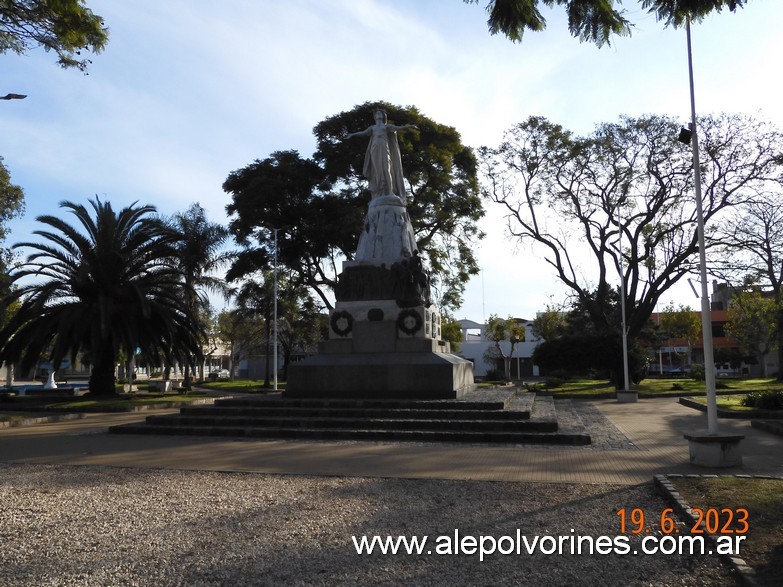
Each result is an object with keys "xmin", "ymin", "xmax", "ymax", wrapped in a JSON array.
[{"xmin": 1, "ymin": 397, "xmax": 781, "ymax": 484}]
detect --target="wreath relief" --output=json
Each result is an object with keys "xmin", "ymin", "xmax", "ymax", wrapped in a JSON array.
[
  {"xmin": 330, "ymin": 310, "xmax": 354, "ymax": 337},
  {"xmin": 396, "ymin": 308, "xmax": 423, "ymax": 336}
]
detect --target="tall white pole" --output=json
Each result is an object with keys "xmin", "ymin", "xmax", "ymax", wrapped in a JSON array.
[
  {"xmin": 618, "ymin": 212, "xmax": 630, "ymax": 391},
  {"xmin": 273, "ymin": 228, "xmax": 279, "ymax": 391},
  {"xmin": 686, "ymin": 20, "xmax": 718, "ymax": 435}
]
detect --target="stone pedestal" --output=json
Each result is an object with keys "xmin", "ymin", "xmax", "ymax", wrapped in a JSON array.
[
  {"xmin": 286, "ymin": 193, "xmax": 474, "ymax": 400},
  {"xmin": 616, "ymin": 390, "xmax": 638, "ymax": 403},
  {"xmin": 286, "ymin": 300, "xmax": 474, "ymax": 399},
  {"xmin": 43, "ymin": 372, "xmax": 58, "ymax": 389},
  {"xmin": 684, "ymin": 432, "xmax": 744, "ymax": 468},
  {"xmin": 355, "ymin": 195, "xmax": 417, "ymax": 262}
]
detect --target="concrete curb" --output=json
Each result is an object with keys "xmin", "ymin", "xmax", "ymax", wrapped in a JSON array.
[
  {"xmin": 653, "ymin": 473, "xmax": 783, "ymax": 587},
  {"xmin": 678, "ymin": 396, "xmax": 783, "ymax": 419},
  {"xmin": 0, "ymin": 413, "xmax": 86, "ymax": 429},
  {"xmin": 0, "ymin": 397, "xmax": 219, "ymax": 414},
  {"xmin": 750, "ymin": 420, "xmax": 783, "ymax": 437}
]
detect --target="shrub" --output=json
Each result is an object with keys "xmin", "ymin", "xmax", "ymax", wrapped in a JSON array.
[
  {"xmin": 742, "ymin": 390, "xmax": 783, "ymax": 410},
  {"xmin": 742, "ymin": 392, "xmax": 760, "ymax": 407},
  {"xmin": 670, "ymin": 383, "xmax": 684, "ymax": 391},
  {"xmin": 521, "ymin": 382, "xmax": 544, "ymax": 393},
  {"xmin": 483, "ymin": 369, "xmax": 506, "ymax": 382},
  {"xmin": 690, "ymin": 364, "xmax": 705, "ymax": 381},
  {"xmin": 544, "ymin": 377, "xmax": 564, "ymax": 389}
]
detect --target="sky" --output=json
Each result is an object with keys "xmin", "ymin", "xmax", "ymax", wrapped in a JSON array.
[{"xmin": 2, "ymin": 0, "xmax": 782, "ymax": 323}]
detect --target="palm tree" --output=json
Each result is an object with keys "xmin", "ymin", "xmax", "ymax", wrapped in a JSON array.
[
  {"xmin": 0, "ymin": 199, "xmax": 204, "ymax": 396},
  {"xmin": 235, "ymin": 275, "xmax": 276, "ymax": 388},
  {"xmin": 169, "ymin": 203, "xmax": 233, "ymax": 387}
]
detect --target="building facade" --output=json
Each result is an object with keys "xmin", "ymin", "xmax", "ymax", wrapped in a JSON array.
[{"xmin": 455, "ymin": 318, "xmax": 541, "ymax": 379}]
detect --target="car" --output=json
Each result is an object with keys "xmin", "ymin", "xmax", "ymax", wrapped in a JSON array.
[{"xmin": 207, "ymin": 369, "xmax": 231, "ymax": 381}]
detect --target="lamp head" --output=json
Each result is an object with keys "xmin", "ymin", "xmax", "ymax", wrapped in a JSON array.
[{"xmin": 677, "ymin": 123, "xmax": 693, "ymax": 145}]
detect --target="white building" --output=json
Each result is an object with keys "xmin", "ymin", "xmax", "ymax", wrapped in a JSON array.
[{"xmin": 455, "ymin": 318, "xmax": 542, "ymax": 379}]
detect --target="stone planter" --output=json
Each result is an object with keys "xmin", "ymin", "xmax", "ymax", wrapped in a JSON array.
[
  {"xmin": 684, "ymin": 432, "xmax": 744, "ymax": 467},
  {"xmin": 147, "ymin": 380, "xmax": 173, "ymax": 393}
]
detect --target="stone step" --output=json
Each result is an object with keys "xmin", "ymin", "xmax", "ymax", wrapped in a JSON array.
[
  {"xmin": 180, "ymin": 406, "xmax": 531, "ymax": 421},
  {"xmin": 138, "ymin": 414, "xmax": 553, "ymax": 432},
  {"xmin": 109, "ymin": 422, "xmax": 590, "ymax": 445},
  {"xmin": 107, "ymin": 391, "xmax": 591, "ymax": 446},
  {"xmin": 212, "ymin": 396, "xmax": 511, "ymax": 411},
  {"xmin": 549, "ymin": 398, "xmax": 588, "ymax": 436}
]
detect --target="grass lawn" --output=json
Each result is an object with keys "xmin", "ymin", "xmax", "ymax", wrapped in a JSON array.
[
  {"xmin": 1, "ymin": 392, "xmax": 212, "ymax": 412},
  {"xmin": 669, "ymin": 476, "xmax": 783, "ymax": 586},
  {"xmin": 536, "ymin": 377, "xmax": 781, "ymax": 397},
  {"xmin": 198, "ymin": 379, "xmax": 285, "ymax": 394},
  {"xmin": 685, "ymin": 394, "xmax": 761, "ymax": 413},
  {"xmin": 47, "ymin": 393, "xmax": 211, "ymax": 411},
  {"xmin": 0, "ymin": 378, "xmax": 284, "ymax": 413}
]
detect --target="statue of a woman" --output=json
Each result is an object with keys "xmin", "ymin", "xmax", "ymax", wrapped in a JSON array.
[{"xmin": 345, "ymin": 108, "xmax": 417, "ymax": 200}]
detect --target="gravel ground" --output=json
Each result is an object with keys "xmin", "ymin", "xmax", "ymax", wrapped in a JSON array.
[{"xmin": 0, "ymin": 463, "xmax": 740, "ymax": 586}]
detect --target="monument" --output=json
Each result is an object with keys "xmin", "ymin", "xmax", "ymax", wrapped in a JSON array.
[{"xmin": 285, "ymin": 108, "xmax": 475, "ymax": 399}]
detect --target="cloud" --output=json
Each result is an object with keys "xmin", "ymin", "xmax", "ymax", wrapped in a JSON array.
[{"xmin": 2, "ymin": 0, "xmax": 782, "ymax": 320}]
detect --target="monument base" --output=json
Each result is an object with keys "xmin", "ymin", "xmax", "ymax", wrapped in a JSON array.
[
  {"xmin": 286, "ymin": 182, "xmax": 475, "ymax": 400},
  {"xmin": 286, "ymin": 302, "xmax": 475, "ymax": 400},
  {"xmin": 285, "ymin": 350, "xmax": 474, "ymax": 399}
]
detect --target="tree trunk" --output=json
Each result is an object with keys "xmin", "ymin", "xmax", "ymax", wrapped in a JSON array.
[
  {"xmin": 760, "ymin": 352, "xmax": 769, "ymax": 378},
  {"xmin": 777, "ymin": 307, "xmax": 783, "ymax": 381},
  {"xmin": 89, "ymin": 343, "xmax": 116, "ymax": 396},
  {"xmin": 228, "ymin": 342, "xmax": 235, "ymax": 382}
]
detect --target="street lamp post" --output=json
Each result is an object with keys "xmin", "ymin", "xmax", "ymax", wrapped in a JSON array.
[
  {"xmin": 1, "ymin": 93, "xmax": 27, "ymax": 100},
  {"xmin": 618, "ymin": 211, "xmax": 631, "ymax": 392},
  {"xmin": 614, "ymin": 203, "xmax": 637, "ymax": 403},
  {"xmin": 273, "ymin": 227, "xmax": 279, "ymax": 391},
  {"xmin": 685, "ymin": 19, "xmax": 719, "ymax": 436}
]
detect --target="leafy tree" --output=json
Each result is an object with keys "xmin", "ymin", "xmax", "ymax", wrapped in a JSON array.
[
  {"xmin": 224, "ymin": 101, "xmax": 484, "ymax": 313},
  {"xmin": 534, "ymin": 333, "xmax": 609, "ymax": 376},
  {"xmin": 484, "ymin": 314, "xmax": 526, "ymax": 379},
  {"xmin": 0, "ymin": 156, "xmax": 25, "ymax": 306},
  {"xmin": 0, "ymin": 199, "xmax": 204, "ymax": 396},
  {"xmin": 464, "ymin": 0, "xmax": 746, "ymax": 46},
  {"xmin": 276, "ymin": 292, "xmax": 326, "ymax": 378},
  {"xmin": 660, "ymin": 303, "xmax": 701, "ymax": 343},
  {"xmin": 530, "ymin": 304, "xmax": 566, "ymax": 342},
  {"xmin": 196, "ymin": 306, "xmax": 221, "ymax": 381},
  {"xmin": 716, "ymin": 194, "xmax": 783, "ymax": 379},
  {"xmin": 0, "ymin": 157, "xmax": 24, "ymax": 245},
  {"xmin": 480, "ymin": 113, "xmax": 782, "ymax": 368},
  {"xmin": 1, "ymin": 0, "xmax": 108, "ymax": 71},
  {"xmin": 659, "ymin": 302, "xmax": 701, "ymax": 369},
  {"xmin": 713, "ymin": 346, "xmax": 745, "ymax": 373},
  {"xmin": 169, "ymin": 203, "xmax": 233, "ymax": 388},
  {"xmin": 441, "ymin": 317, "xmax": 464, "ymax": 353},
  {"xmin": 232, "ymin": 270, "xmax": 325, "ymax": 384},
  {"xmin": 225, "ymin": 150, "xmax": 361, "ymax": 309},
  {"xmin": 534, "ymin": 289, "xmax": 652, "ymax": 385},
  {"xmin": 234, "ymin": 275, "xmax": 276, "ymax": 387},
  {"xmin": 216, "ymin": 308, "xmax": 265, "ymax": 381},
  {"xmin": 725, "ymin": 287, "xmax": 777, "ymax": 377}
]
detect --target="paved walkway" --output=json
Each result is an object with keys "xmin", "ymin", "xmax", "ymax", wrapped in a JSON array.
[{"xmin": 1, "ymin": 397, "xmax": 781, "ymax": 484}]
